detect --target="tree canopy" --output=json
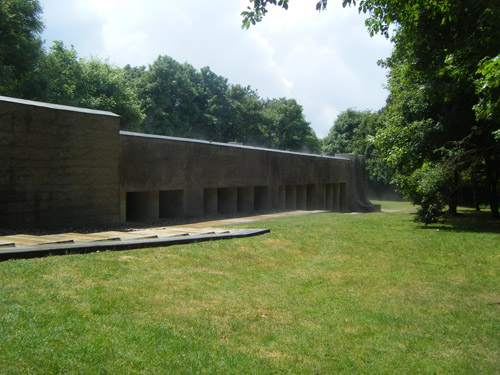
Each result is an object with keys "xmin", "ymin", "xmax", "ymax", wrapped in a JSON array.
[
  {"xmin": 0, "ymin": 0, "xmax": 321, "ymax": 154},
  {"xmin": 243, "ymin": 0, "xmax": 500, "ymax": 221},
  {"xmin": 0, "ymin": 0, "xmax": 44, "ymax": 97},
  {"xmin": 324, "ymin": 108, "xmax": 394, "ymax": 197}
]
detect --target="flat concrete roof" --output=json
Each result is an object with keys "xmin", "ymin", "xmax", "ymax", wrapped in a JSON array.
[
  {"xmin": 120, "ymin": 131, "xmax": 350, "ymax": 161},
  {"xmin": 0, "ymin": 96, "xmax": 120, "ymax": 117}
]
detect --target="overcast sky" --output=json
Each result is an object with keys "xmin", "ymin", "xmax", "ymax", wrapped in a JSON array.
[{"xmin": 39, "ymin": 0, "xmax": 393, "ymax": 138}]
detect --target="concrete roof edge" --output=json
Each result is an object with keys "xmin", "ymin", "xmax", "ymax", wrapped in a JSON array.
[
  {"xmin": 0, "ymin": 96, "xmax": 120, "ymax": 117},
  {"xmin": 119, "ymin": 131, "xmax": 351, "ymax": 161}
]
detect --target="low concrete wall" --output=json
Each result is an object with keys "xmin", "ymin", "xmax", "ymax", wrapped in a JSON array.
[
  {"xmin": 0, "ymin": 96, "xmax": 120, "ymax": 228},
  {"xmin": 0, "ymin": 96, "xmax": 378, "ymax": 229},
  {"xmin": 119, "ymin": 132, "xmax": 377, "ymax": 221}
]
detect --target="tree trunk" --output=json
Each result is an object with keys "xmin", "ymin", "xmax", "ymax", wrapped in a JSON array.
[
  {"xmin": 472, "ymin": 173, "xmax": 480, "ymax": 211},
  {"xmin": 484, "ymin": 152, "xmax": 499, "ymax": 220},
  {"xmin": 448, "ymin": 170, "xmax": 459, "ymax": 216}
]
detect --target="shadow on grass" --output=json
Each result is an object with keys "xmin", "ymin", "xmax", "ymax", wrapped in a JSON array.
[{"xmin": 419, "ymin": 208, "xmax": 500, "ymax": 234}]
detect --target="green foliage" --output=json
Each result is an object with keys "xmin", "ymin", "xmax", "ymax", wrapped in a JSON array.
[
  {"xmin": 138, "ymin": 55, "xmax": 320, "ymax": 151},
  {"xmin": 263, "ymin": 98, "xmax": 321, "ymax": 153},
  {"xmin": 0, "ymin": 0, "xmax": 330, "ymax": 154},
  {"xmin": 241, "ymin": 0, "xmax": 290, "ymax": 29},
  {"xmin": 242, "ymin": 0, "xmax": 500, "ymax": 220},
  {"xmin": 324, "ymin": 108, "xmax": 393, "ymax": 193},
  {"xmin": 0, "ymin": 0, "xmax": 44, "ymax": 97},
  {"xmin": 323, "ymin": 108, "xmax": 368, "ymax": 155},
  {"xmin": 79, "ymin": 58, "xmax": 145, "ymax": 131},
  {"xmin": 242, "ymin": 0, "xmax": 327, "ymax": 28},
  {"xmin": 36, "ymin": 41, "xmax": 82, "ymax": 104},
  {"xmin": 475, "ymin": 54, "xmax": 500, "ymax": 125},
  {"xmin": 394, "ymin": 162, "xmax": 453, "ymax": 224},
  {"xmin": 37, "ymin": 41, "xmax": 144, "ymax": 131}
]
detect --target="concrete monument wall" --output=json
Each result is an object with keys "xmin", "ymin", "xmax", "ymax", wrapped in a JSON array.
[
  {"xmin": 0, "ymin": 96, "xmax": 379, "ymax": 229},
  {"xmin": 119, "ymin": 132, "xmax": 378, "ymax": 222},
  {"xmin": 0, "ymin": 96, "xmax": 120, "ymax": 228}
]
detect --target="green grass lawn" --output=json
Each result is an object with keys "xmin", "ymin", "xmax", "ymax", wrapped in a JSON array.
[{"xmin": 1, "ymin": 201, "xmax": 499, "ymax": 374}]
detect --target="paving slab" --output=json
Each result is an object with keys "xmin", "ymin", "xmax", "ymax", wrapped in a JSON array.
[
  {"xmin": 0, "ymin": 210, "xmax": 328, "ymax": 261},
  {"xmin": 0, "ymin": 229, "xmax": 269, "ymax": 261}
]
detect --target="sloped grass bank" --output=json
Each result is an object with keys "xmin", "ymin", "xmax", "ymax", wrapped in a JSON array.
[{"xmin": 1, "ymin": 202, "xmax": 499, "ymax": 374}]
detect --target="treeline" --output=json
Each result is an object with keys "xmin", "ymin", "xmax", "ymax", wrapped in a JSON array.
[
  {"xmin": 251, "ymin": 0, "xmax": 500, "ymax": 223},
  {"xmin": 0, "ymin": 1, "xmax": 320, "ymax": 153},
  {"xmin": 323, "ymin": 108, "xmax": 397, "ymax": 200}
]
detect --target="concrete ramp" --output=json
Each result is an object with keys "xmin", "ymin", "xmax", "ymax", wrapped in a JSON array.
[{"xmin": 0, "ymin": 228, "xmax": 269, "ymax": 261}]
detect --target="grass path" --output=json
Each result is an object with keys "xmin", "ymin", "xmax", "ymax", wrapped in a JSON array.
[{"xmin": 1, "ymin": 201, "xmax": 499, "ymax": 374}]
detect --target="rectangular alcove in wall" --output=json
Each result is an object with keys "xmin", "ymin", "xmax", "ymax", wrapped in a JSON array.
[
  {"xmin": 237, "ymin": 187, "xmax": 254, "ymax": 213},
  {"xmin": 339, "ymin": 183, "xmax": 347, "ymax": 212},
  {"xmin": 285, "ymin": 185, "xmax": 297, "ymax": 210},
  {"xmin": 278, "ymin": 186, "xmax": 286, "ymax": 210},
  {"xmin": 126, "ymin": 191, "xmax": 159, "ymax": 222},
  {"xmin": 325, "ymin": 184, "xmax": 334, "ymax": 211},
  {"xmin": 325, "ymin": 183, "xmax": 343, "ymax": 212},
  {"xmin": 218, "ymin": 187, "xmax": 237, "ymax": 215},
  {"xmin": 160, "ymin": 190, "xmax": 184, "ymax": 218},
  {"xmin": 306, "ymin": 184, "xmax": 317, "ymax": 210},
  {"xmin": 254, "ymin": 186, "xmax": 270, "ymax": 211},
  {"xmin": 296, "ymin": 185, "xmax": 307, "ymax": 210}
]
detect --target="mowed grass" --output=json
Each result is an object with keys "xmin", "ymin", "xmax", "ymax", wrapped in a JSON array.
[{"xmin": 1, "ymin": 201, "xmax": 499, "ymax": 374}]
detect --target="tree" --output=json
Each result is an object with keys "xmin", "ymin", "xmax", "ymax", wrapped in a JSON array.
[
  {"xmin": 0, "ymin": 0, "xmax": 44, "ymax": 98},
  {"xmin": 263, "ymin": 98, "xmax": 321, "ymax": 153},
  {"xmin": 323, "ymin": 108, "xmax": 368, "ymax": 154},
  {"xmin": 324, "ymin": 108, "xmax": 394, "ymax": 197},
  {"xmin": 227, "ymin": 84, "xmax": 269, "ymax": 146},
  {"xmin": 371, "ymin": 0, "xmax": 500, "ymax": 220},
  {"xmin": 242, "ymin": 0, "xmax": 327, "ymax": 28},
  {"xmin": 37, "ymin": 41, "xmax": 144, "ymax": 131},
  {"xmin": 243, "ymin": 0, "xmax": 500, "ymax": 220},
  {"xmin": 140, "ymin": 55, "xmax": 204, "ymax": 138}
]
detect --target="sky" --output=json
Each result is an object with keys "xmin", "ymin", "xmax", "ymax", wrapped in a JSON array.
[{"xmin": 39, "ymin": 0, "xmax": 393, "ymax": 138}]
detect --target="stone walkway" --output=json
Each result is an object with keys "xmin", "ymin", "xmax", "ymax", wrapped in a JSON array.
[{"xmin": 0, "ymin": 210, "xmax": 327, "ymax": 260}]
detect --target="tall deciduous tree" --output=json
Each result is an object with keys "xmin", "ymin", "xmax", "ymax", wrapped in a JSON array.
[
  {"xmin": 324, "ymin": 108, "xmax": 393, "ymax": 197},
  {"xmin": 37, "ymin": 41, "xmax": 144, "ymax": 131},
  {"xmin": 263, "ymin": 98, "xmax": 321, "ymax": 153},
  {"xmin": 0, "ymin": 0, "xmax": 44, "ymax": 97},
  {"xmin": 243, "ymin": 0, "xmax": 500, "ymax": 220},
  {"xmin": 323, "ymin": 108, "xmax": 368, "ymax": 154}
]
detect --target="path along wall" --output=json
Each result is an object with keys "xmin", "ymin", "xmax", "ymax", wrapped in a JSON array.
[
  {"xmin": 0, "ymin": 96, "xmax": 120, "ymax": 228},
  {"xmin": 0, "ymin": 96, "xmax": 378, "ymax": 229}
]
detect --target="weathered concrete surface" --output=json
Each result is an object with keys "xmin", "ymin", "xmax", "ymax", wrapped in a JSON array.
[
  {"xmin": 0, "ymin": 228, "xmax": 270, "ymax": 261},
  {"xmin": 0, "ymin": 96, "xmax": 120, "ymax": 228},
  {"xmin": 119, "ymin": 131, "xmax": 374, "ymax": 221},
  {"xmin": 0, "ymin": 96, "xmax": 379, "ymax": 229}
]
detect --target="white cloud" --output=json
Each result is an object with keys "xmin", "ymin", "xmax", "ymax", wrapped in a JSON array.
[{"xmin": 39, "ymin": 0, "xmax": 392, "ymax": 138}]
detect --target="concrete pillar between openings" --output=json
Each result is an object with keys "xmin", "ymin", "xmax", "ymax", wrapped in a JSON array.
[
  {"xmin": 126, "ymin": 191, "xmax": 159, "ymax": 222},
  {"xmin": 306, "ymin": 184, "xmax": 317, "ymax": 210},
  {"xmin": 296, "ymin": 185, "xmax": 307, "ymax": 210},
  {"xmin": 254, "ymin": 186, "xmax": 270, "ymax": 211},
  {"xmin": 160, "ymin": 190, "xmax": 184, "ymax": 218},
  {"xmin": 183, "ymin": 188, "xmax": 204, "ymax": 218},
  {"xmin": 326, "ymin": 184, "xmax": 334, "ymax": 211},
  {"xmin": 285, "ymin": 185, "xmax": 297, "ymax": 210},
  {"xmin": 203, "ymin": 188, "xmax": 217, "ymax": 217},
  {"xmin": 339, "ymin": 183, "xmax": 347, "ymax": 212},
  {"xmin": 120, "ymin": 192, "xmax": 127, "ymax": 224},
  {"xmin": 333, "ymin": 184, "xmax": 341, "ymax": 212},
  {"xmin": 218, "ymin": 187, "xmax": 237, "ymax": 215},
  {"xmin": 317, "ymin": 184, "xmax": 326, "ymax": 210},
  {"xmin": 278, "ymin": 186, "xmax": 286, "ymax": 210},
  {"xmin": 237, "ymin": 187, "xmax": 254, "ymax": 213}
]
